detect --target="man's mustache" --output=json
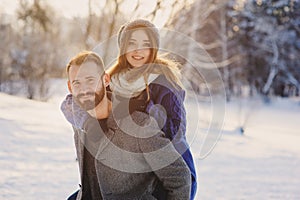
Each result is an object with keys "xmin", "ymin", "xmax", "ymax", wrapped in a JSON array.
[{"xmin": 77, "ymin": 92, "xmax": 95, "ymax": 99}]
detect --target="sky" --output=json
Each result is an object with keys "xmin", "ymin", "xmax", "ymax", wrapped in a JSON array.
[
  {"xmin": 1, "ymin": 0, "xmax": 91, "ymax": 18},
  {"xmin": 0, "ymin": 0, "xmax": 171, "ymax": 28},
  {"xmin": 0, "ymin": 0, "xmax": 157, "ymax": 18}
]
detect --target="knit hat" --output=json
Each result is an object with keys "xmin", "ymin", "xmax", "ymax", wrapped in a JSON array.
[{"xmin": 117, "ymin": 19, "xmax": 160, "ymax": 50}]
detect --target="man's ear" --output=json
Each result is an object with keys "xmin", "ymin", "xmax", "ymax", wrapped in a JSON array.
[
  {"xmin": 67, "ymin": 80, "xmax": 72, "ymax": 93},
  {"xmin": 103, "ymin": 73, "xmax": 110, "ymax": 87}
]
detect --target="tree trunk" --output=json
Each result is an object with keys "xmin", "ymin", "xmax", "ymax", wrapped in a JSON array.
[{"xmin": 220, "ymin": 6, "xmax": 230, "ymax": 101}]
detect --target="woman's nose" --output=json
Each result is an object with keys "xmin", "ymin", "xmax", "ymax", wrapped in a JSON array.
[
  {"xmin": 137, "ymin": 42, "xmax": 147, "ymax": 50},
  {"xmin": 134, "ymin": 45, "xmax": 143, "ymax": 52}
]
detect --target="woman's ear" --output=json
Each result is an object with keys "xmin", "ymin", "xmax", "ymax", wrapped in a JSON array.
[
  {"xmin": 103, "ymin": 73, "xmax": 110, "ymax": 87},
  {"xmin": 67, "ymin": 81, "xmax": 72, "ymax": 93}
]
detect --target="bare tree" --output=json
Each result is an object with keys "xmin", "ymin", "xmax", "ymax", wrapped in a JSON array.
[
  {"xmin": 167, "ymin": 0, "xmax": 241, "ymax": 99},
  {"xmin": 11, "ymin": 0, "xmax": 58, "ymax": 100},
  {"xmin": 0, "ymin": 15, "xmax": 14, "ymax": 92}
]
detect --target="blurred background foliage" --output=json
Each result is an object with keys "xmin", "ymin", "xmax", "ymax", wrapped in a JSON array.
[{"xmin": 0, "ymin": 0, "xmax": 299, "ymax": 100}]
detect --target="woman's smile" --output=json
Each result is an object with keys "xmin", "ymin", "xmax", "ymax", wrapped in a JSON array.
[{"xmin": 132, "ymin": 55, "xmax": 145, "ymax": 60}]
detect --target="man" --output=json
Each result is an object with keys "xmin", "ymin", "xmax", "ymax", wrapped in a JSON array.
[
  {"xmin": 63, "ymin": 51, "xmax": 110, "ymax": 200},
  {"xmin": 61, "ymin": 51, "xmax": 191, "ymax": 199}
]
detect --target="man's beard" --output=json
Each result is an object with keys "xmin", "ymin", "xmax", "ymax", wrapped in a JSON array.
[{"xmin": 74, "ymin": 86, "xmax": 105, "ymax": 111}]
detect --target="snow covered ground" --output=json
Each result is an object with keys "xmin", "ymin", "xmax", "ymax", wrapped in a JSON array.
[
  {"xmin": 1, "ymin": 82, "xmax": 300, "ymax": 199},
  {"xmin": 192, "ymin": 97, "xmax": 300, "ymax": 199}
]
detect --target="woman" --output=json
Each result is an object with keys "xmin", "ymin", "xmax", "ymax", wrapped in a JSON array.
[{"xmin": 107, "ymin": 19, "xmax": 197, "ymax": 200}]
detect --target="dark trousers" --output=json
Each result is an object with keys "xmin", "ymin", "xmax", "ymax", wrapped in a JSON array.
[{"xmin": 67, "ymin": 190, "xmax": 79, "ymax": 200}]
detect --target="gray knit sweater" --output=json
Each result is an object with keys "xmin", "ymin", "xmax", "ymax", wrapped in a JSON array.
[{"xmin": 73, "ymin": 111, "xmax": 191, "ymax": 200}]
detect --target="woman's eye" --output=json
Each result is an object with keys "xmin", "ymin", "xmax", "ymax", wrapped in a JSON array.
[
  {"xmin": 143, "ymin": 43, "xmax": 151, "ymax": 48},
  {"xmin": 87, "ymin": 79, "xmax": 95, "ymax": 84},
  {"xmin": 128, "ymin": 41, "xmax": 136, "ymax": 46}
]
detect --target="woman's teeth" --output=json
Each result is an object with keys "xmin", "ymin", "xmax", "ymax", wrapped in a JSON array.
[{"xmin": 132, "ymin": 55, "xmax": 144, "ymax": 60}]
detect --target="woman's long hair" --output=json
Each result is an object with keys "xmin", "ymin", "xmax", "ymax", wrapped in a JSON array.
[{"xmin": 107, "ymin": 26, "xmax": 183, "ymax": 99}]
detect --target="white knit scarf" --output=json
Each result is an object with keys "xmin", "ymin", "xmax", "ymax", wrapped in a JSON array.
[{"xmin": 110, "ymin": 66, "xmax": 159, "ymax": 98}]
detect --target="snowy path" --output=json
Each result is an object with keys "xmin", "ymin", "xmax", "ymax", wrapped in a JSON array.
[{"xmin": 0, "ymin": 92, "xmax": 300, "ymax": 199}]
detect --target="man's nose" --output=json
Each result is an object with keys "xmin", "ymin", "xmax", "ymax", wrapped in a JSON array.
[{"xmin": 79, "ymin": 84, "xmax": 90, "ymax": 93}]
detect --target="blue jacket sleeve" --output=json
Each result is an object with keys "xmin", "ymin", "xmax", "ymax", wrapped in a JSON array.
[
  {"xmin": 147, "ymin": 80, "xmax": 197, "ymax": 200},
  {"xmin": 60, "ymin": 94, "xmax": 90, "ymax": 130},
  {"xmin": 160, "ymin": 91, "xmax": 186, "ymax": 140},
  {"xmin": 147, "ymin": 82, "xmax": 189, "ymax": 154}
]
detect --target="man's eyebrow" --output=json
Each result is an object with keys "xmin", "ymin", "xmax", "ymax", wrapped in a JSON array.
[
  {"xmin": 85, "ymin": 76, "xmax": 99, "ymax": 81},
  {"xmin": 71, "ymin": 79, "xmax": 78, "ymax": 84},
  {"xmin": 85, "ymin": 76, "xmax": 96, "ymax": 79},
  {"xmin": 71, "ymin": 76, "xmax": 97, "ymax": 84}
]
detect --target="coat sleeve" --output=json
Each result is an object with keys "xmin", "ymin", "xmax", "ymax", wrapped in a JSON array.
[
  {"xmin": 147, "ymin": 82, "xmax": 187, "ymax": 141},
  {"xmin": 148, "ymin": 85, "xmax": 189, "ymax": 155},
  {"xmin": 60, "ymin": 94, "xmax": 90, "ymax": 130},
  {"xmin": 136, "ymin": 122, "xmax": 191, "ymax": 200},
  {"xmin": 160, "ymin": 90, "xmax": 186, "ymax": 140}
]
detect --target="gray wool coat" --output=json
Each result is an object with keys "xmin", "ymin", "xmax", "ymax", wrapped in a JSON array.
[{"xmin": 73, "ymin": 111, "xmax": 191, "ymax": 200}]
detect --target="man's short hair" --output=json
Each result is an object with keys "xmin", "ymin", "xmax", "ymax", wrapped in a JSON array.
[{"xmin": 66, "ymin": 51, "xmax": 105, "ymax": 79}]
